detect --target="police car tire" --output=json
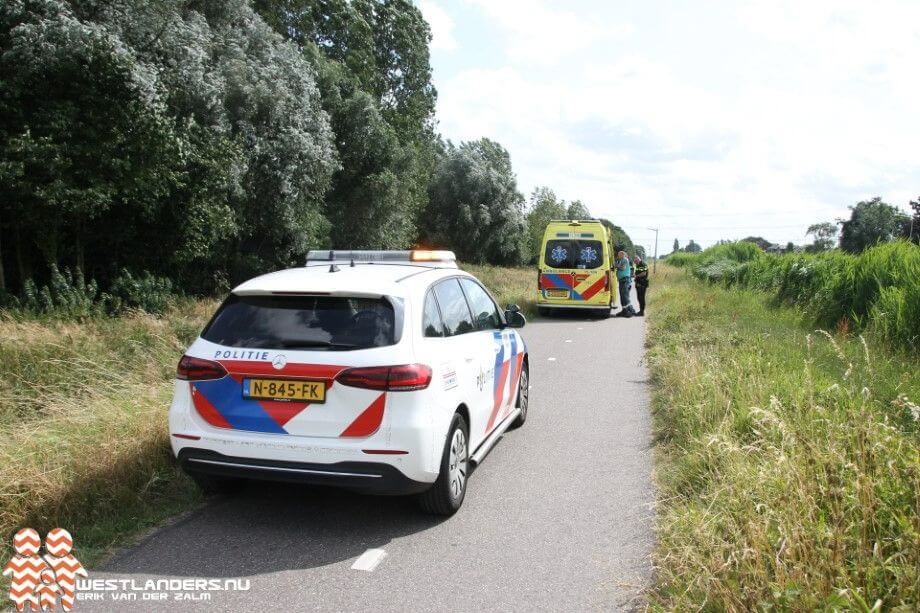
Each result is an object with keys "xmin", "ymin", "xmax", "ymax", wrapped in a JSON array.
[
  {"xmin": 418, "ymin": 413, "xmax": 468, "ymax": 516},
  {"xmin": 190, "ymin": 472, "xmax": 242, "ymax": 496},
  {"xmin": 510, "ymin": 363, "xmax": 529, "ymax": 428}
]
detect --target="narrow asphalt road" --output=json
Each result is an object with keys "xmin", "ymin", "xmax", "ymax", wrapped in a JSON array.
[{"xmin": 88, "ymin": 310, "xmax": 655, "ymax": 612}]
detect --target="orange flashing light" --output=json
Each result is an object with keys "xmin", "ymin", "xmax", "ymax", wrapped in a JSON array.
[{"xmin": 410, "ymin": 250, "xmax": 456, "ymax": 262}]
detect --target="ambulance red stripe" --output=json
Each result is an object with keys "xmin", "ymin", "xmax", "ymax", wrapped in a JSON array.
[{"xmin": 579, "ymin": 275, "xmax": 608, "ymax": 300}]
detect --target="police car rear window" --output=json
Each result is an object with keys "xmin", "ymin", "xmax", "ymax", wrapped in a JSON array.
[
  {"xmin": 202, "ymin": 295, "xmax": 397, "ymax": 350},
  {"xmin": 544, "ymin": 240, "xmax": 604, "ymax": 269}
]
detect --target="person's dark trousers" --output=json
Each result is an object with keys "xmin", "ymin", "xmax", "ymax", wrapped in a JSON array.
[{"xmin": 636, "ymin": 283, "xmax": 647, "ymax": 315}]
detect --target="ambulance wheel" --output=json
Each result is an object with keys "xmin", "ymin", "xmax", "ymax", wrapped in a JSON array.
[
  {"xmin": 510, "ymin": 363, "xmax": 529, "ymax": 428},
  {"xmin": 189, "ymin": 472, "xmax": 242, "ymax": 496},
  {"xmin": 418, "ymin": 413, "xmax": 468, "ymax": 516}
]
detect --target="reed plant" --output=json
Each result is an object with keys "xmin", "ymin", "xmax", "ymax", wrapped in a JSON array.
[
  {"xmin": 647, "ymin": 266, "xmax": 920, "ymax": 610},
  {"xmin": 670, "ymin": 241, "xmax": 920, "ymax": 351}
]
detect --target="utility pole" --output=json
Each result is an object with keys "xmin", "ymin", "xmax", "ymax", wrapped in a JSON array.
[{"xmin": 648, "ymin": 227, "xmax": 659, "ymax": 273}]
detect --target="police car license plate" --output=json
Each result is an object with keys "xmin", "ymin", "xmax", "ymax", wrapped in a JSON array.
[
  {"xmin": 243, "ymin": 378, "xmax": 326, "ymax": 403},
  {"xmin": 546, "ymin": 289, "xmax": 569, "ymax": 298}
]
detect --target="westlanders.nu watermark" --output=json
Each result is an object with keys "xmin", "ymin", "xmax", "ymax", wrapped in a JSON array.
[{"xmin": 77, "ymin": 578, "xmax": 251, "ymax": 603}]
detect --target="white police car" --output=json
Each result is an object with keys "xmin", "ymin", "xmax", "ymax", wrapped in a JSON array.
[{"xmin": 169, "ymin": 250, "xmax": 529, "ymax": 515}]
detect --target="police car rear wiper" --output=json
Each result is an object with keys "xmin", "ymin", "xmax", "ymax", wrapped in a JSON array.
[{"xmin": 278, "ymin": 339, "xmax": 357, "ymax": 349}]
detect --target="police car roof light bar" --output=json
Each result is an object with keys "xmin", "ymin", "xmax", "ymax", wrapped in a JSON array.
[{"xmin": 305, "ymin": 250, "xmax": 458, "ymax": 268}]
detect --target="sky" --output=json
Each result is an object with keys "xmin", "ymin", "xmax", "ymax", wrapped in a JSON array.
[{"xmin": 416, "ymin": 0, "xmax": 920, "ymax": 254}]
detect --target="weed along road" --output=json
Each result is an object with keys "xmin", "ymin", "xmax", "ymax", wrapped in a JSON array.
[{"xmin": 87, "ymin": 314, "xmax": 655, "ymax": 612}]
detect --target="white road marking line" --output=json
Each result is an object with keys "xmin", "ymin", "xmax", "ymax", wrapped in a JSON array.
[
  {"xmin": 548, "ymin": 357, "xmax": 556, "ymax": 361},
  {"xmin": 565, "ymin": 339, "xmax": 572, "ymax": 343},
  {"xmin": 351, "ymin": 548, "xmax": 387, "ymax": 572}
]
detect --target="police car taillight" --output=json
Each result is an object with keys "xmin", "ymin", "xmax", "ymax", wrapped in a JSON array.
[
  {"xmin": 177, "ymin": 355, "xmax": 227, "ymax": 381},
  {"xmin": 336, "ymin": 364, "xmax": 432, "ymax": 391}
]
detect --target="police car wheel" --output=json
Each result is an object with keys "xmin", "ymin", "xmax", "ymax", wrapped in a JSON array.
[
  {"xmin": 418, "ymin": 413, "xmax": 468, "ymax": 516},
  {"xmin": 189, "ymin": 472, "xmax": 242, "ymax": 496},
  {"xmin": 510, "ymin": 363, "xmax": 529, "ymax": 428}
]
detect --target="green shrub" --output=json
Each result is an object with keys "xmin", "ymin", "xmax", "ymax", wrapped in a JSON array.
[
  {"xmin": 107, "ymin": 270, "xmax": 176, "ymax": 315},
  {"xmin": 664, "ymin": 252, "xmax": 700, "ymax": 268},
  {"xmin": 17, "ymin": 265, "xmax": 101, "ymax": 318},
  {"xmin": 5, "ymin": 267, "xmax": 178, "ymax": 319},
  {"xmin": 700, "ymin": 241, "xmax": 763, "ymax": 263},
  {"xmin": 680, "ymin": 240, "xmax": 920, "ymax": 351}
]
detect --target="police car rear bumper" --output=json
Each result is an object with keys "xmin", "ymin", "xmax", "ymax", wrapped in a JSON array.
[{"xmin": 178, "ymin": 448, "xmax": 431, "ymax": 495}]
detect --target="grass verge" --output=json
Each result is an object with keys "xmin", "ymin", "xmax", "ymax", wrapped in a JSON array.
[
  {"xmin": 0, "ymin": 300, "xmax": 218, "ymax": 575},
  {"xmin": 461, "ymin": 263, "xmax": 536, "ymax": 317},
  {"xmin": 646, "ymin": 266, "xmax": 920, "ymax": 610}
]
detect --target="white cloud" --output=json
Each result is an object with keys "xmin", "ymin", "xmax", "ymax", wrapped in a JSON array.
[
  {"xmin": 417, "ymin": 1, "xmax": 457, "ymax": 51},
  {"xmin": 464, "ymin": 0, "xmax": 632, "ymax": 65},
  {"xmin": 432, "ymin": 1, "xmax": 920, "ymax": 248}
]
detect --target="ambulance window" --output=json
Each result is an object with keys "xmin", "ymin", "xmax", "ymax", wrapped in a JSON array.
[
  {"xmin": 423, "ymin": 290, "xmax": 446, "ymax": 337},
  {"xmin": 433, "ymin": 279, "xmax": 475, "ymax": 336},
  {"xmin": 544, "ymin": 239, "xmax": 604, "ymax": 270},
  {"xmin": 460, "ymin": 279, "xmax": 501, "ymax": 331}
]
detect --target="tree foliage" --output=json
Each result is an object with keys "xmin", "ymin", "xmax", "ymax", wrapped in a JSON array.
[
  {"xmin": 903, "ymin": 196, "xmax": 919, "ymax": 245},
  {"xmin": 839, "ymin": 197, "xmax": 909, "ymax": 254},
  {"xmin": 254, "ymin": 0, "xmax": 436, "ymax": 142},
  {"xmin": 806, "ymin": 222, "xmax": 838, "ymax": 252},
  {"xmin": 524, "ymin": 187, "xmax": 565, "ymax": 263},
  {"xmin": 740, "ymin": 236, "xmax": 774, "ymax": 251},
  {"xmin": 0, "ymin": 0, "xmax": 592, "ymax": 302},
  {"xmin": 600, "ymin": 219, "xmax": 636, "ymax": 260},
  {"xmin": 1, "ymin": 0, "xmax": 338, "ymax": 292},
  {"xmin": 254, "ymin": 0, "xmax": 438, "ymax": 251},
  {"xmin": 565, "ymin": 199, "xmax": 591, "ymax": 220},
  {"xmin": 421, "ymin": 139, "xmax": 527, "ymax": 265}
]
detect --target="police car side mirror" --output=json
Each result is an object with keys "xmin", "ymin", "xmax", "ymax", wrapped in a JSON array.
[{"xmin": 504, "ymin": 305, "xmax": 526, "ymax": 328}]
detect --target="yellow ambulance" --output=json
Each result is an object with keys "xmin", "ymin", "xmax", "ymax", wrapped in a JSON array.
[{"xmin": 536, "ymin": 220, "xmax": 613, "ymax": 316}]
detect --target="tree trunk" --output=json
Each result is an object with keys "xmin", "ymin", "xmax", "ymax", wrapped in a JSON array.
[
  {"xmin": 0, "ymin": 207, "xmax": 5, "ymax": 291},
  {"xmin": 14, "ymin": 218, "xmax": 28, "ymax": 288},
  {"xmin": 75, "ymin": 226, "xmax": 84, "ymax": 274}
]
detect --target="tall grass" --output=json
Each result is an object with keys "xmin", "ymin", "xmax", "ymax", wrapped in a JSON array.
[
  {"xmin": 461, "ymin": 263, "xmax": 537, "ymax": 316},
  {"xmin": 670, "ymin": 241, "xmax": 920, "ymax": 351},
  {"xmin": 647, "ymin": 266, "xmax": 920, "ymax": 610},
  {"xmin": 0, "ymin": 300, "xmax": 216, "ymax": 572}
]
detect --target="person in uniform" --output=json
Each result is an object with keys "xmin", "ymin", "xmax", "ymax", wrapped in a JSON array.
[{"xmin": 633, "ymin": 256, "xmax": 649, "ymax": 316}]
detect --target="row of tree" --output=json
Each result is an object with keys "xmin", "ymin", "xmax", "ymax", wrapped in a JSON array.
[
  {"xmin": 668, "ymin": 196, "xmax": 918, "ymax": 258},
  {"xmin": 805, "ymin": 196, "xmax": 917, "ymax": 253},
  {"xmin": 1, "ymin": 0, "xmax": 634, "ymax": 297}
]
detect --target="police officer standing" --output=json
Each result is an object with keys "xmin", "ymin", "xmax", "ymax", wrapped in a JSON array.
[{"xmin": 633, "ymin": 256, "xmax": 649, "ymax": 316}]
